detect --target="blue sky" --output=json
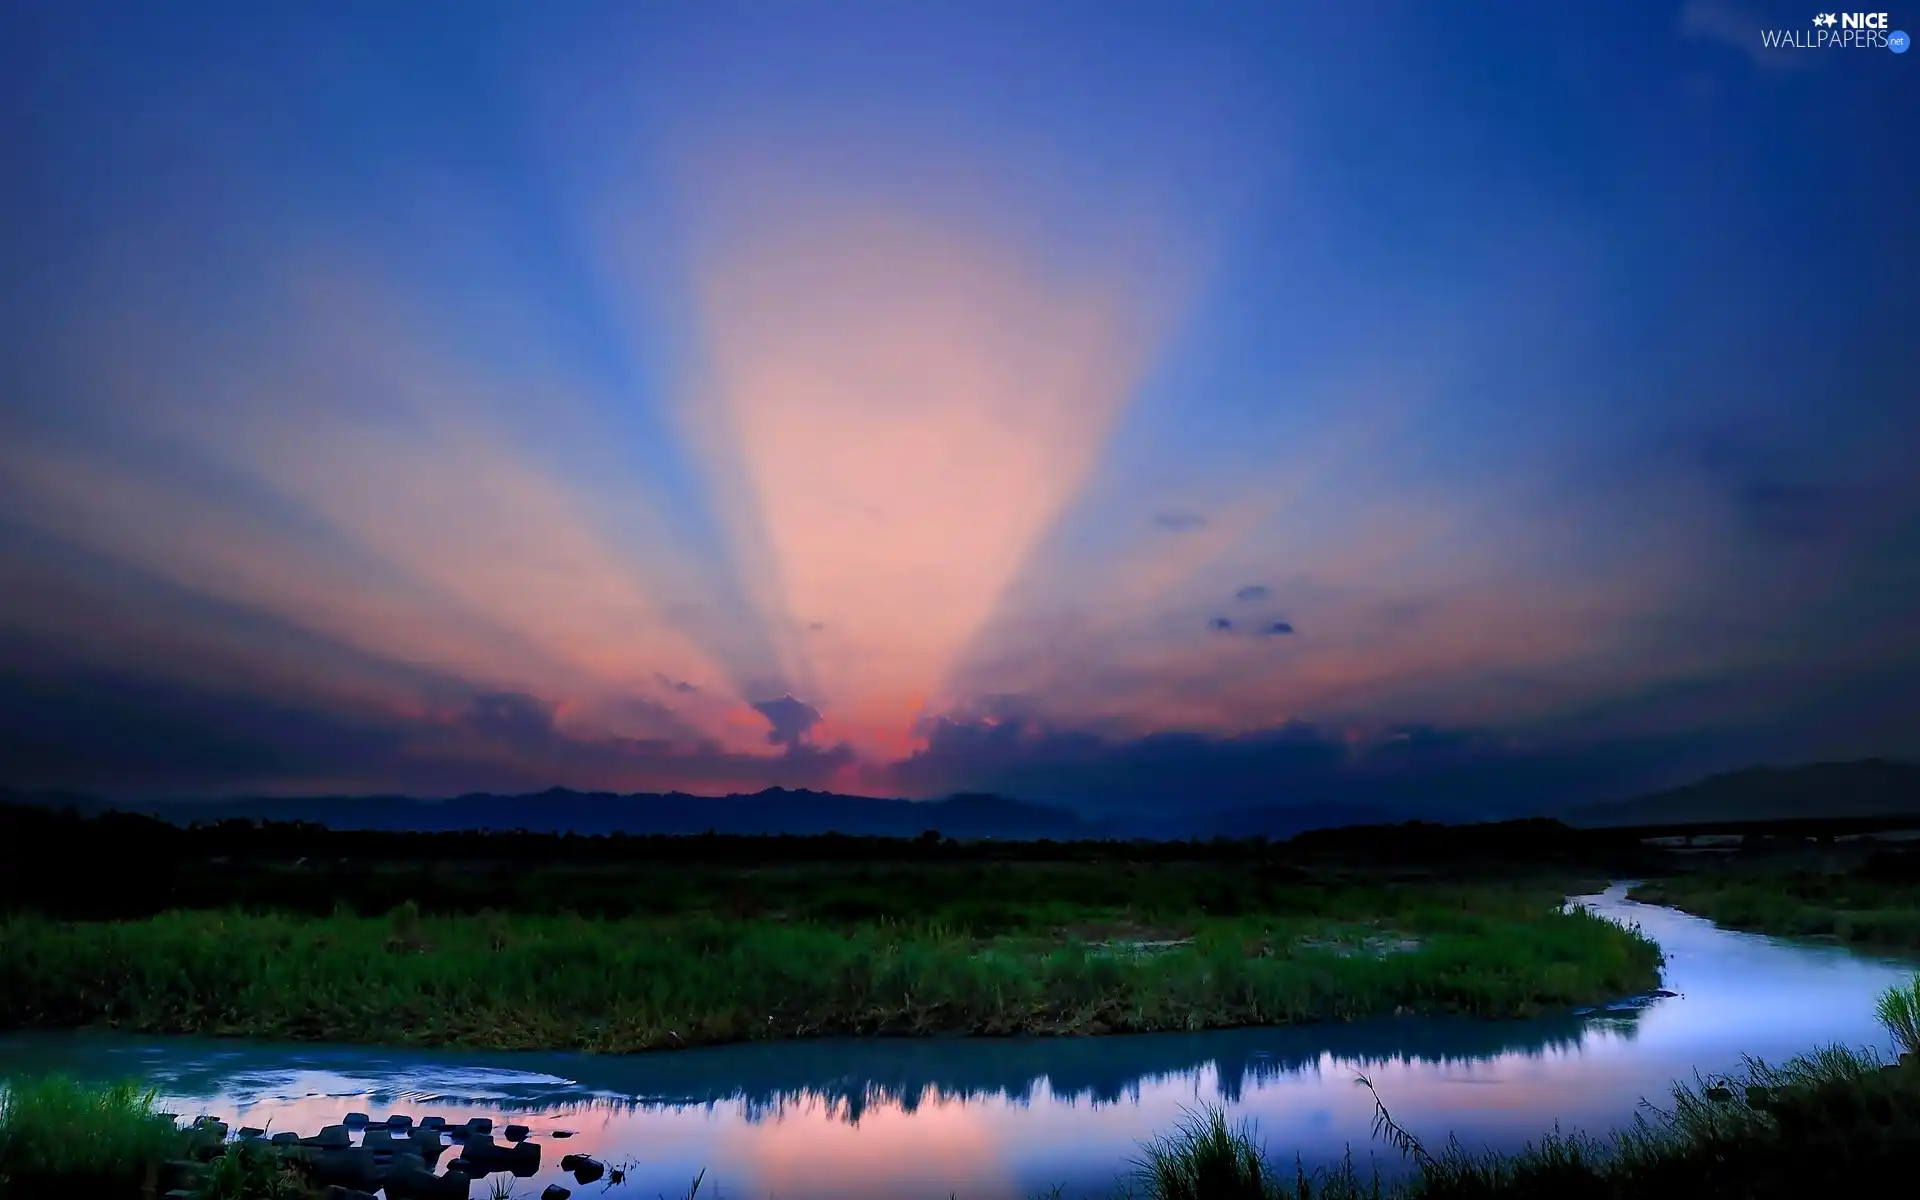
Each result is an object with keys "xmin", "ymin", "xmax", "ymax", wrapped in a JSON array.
[{"xmin": 0, "ymin": 1, "xmax": 1914, "ymax": 810}]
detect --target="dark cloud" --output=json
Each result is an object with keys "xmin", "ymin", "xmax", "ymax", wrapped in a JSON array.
[
  {"xmin": 752, "ymin": 693, "xmax": 823, "ymax": 747},
  {"xmin": 1153, "ymin": 510, "xmax": 1207, "ymax": 532},
  {"xmin": 462, "ymin": 692, "xmax": 557, "ymax": 745},
  {"xmin": 1208, "ymin": 616, "xmax": 1233, "ymax": 631},
  {"xmin": 1234, "ymin": 585, "xmax": 1271, "ymax": 603},
  {"xmin": 1260, "ymin": 621, "xmax": 1295, "ymax": 636}
]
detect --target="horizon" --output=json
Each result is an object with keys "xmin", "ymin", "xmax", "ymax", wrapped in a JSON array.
[{"xmin": 2, "ymin": 2, "xmax": 1916, "ymax": 820}]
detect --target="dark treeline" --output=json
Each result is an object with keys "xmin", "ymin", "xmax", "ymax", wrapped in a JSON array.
[
  {"xmin": 11, "ymin": 798, "xmax": 1920, "ymax": 922},
  {"xmin": 0, "ymin": 802, "xmax": 1668, "ymax": 921}
]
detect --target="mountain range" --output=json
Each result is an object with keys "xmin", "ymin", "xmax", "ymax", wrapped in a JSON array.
[{"xmin": 5, "ymin": 758, "xmax": 1917, "ymax": 839}]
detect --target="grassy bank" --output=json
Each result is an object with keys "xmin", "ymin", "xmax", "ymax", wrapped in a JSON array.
[
  {"xmin": 0, "ymin": 877, "xmax": 1660, "ymax": 1051},
  {"xmin": 8, "ymin": 977, "xmax": 1920, "ymax": 1199},
  {"xmin": 1629, "ymin": 868, "xmax": 1920, "ymax": 951}
]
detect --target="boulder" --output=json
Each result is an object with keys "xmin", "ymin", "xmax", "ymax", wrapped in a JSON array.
[
  {"xmin": 563, "ymin": 1155, "xmax": 605, "ymax": 1184},
  {"xmin": 385, "ymin": 1114, "xmax": 414, "ymax": 1130},
  {"xmin": 503, "ymin": 1123, "xmax": 530, "ymax": 1142},
  {"xmin": 463, "ymin": 1117, "xmax": 493, "ymax": 1134},
  {"xmin": 549, "ymin": 1129, "xmax": 574, "ymax": 1138},
  {"xmin": 311, "ymin": 1124, "xmax": 354, "ymax": 1149},
  {"xmin": 271, "ymin": 1131, "xmax": 301, "ymax": 1146},
  {"xmin": 343, "ymin": 1112, "xmax": 372, "ymax": 1127},
  {"xmin": 541, "ymin": 1187, "xmax": 572, "ymax": 1200},
  {"xmin": 158, "ymin": 1159, "xmax": 206, "ymax": 1190},
  {"xmin": 310, "ymin": 1147, "xmax": 382, "ymax": 1191},
  {"xmin": 362, "ymin": 1128, "xmax": 397, "ymax": 1152},
  {"xmin": 406, "ymin": 1129, "xmax": 448, "ymax": 1162},
  {"xmin": 237, "ymin": 1125, "xmax": 266, "ymax": 1139},
  {"xmin": 417, "ymin": 1115, "xmax": 447, "ymax": 1131}
]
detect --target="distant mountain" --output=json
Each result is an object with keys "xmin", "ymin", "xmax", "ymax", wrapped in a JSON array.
[
  {"xmin": 0, "ymin": 785, "xmax": 1412, "ymax": 842},
  {"xmin": 1568, "ymin": 759, "xmax": 1920, "ymax": 828}
]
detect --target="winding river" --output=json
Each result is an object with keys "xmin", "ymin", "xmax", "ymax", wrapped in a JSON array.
[{"xmin": 3, "ymin": 884, "xmax": 1915, "ymax": 1198}]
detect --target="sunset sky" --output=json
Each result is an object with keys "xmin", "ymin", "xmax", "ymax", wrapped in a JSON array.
[{"xmin": 1, "ymin": 1, "xmax": 1914, "ymax": 811}]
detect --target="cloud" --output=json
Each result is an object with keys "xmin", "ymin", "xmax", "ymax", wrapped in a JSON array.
[
  {"xmin": 1234, "ymin": 585, "xmax": 1271, "ymax": 602},
  {"xmin": 751, "ymin": 693, "xmax": 824, "ymax": 748},
  {"xmin": 1153, "ymin": 510, "xmax": 1208, "ymax": 532}
]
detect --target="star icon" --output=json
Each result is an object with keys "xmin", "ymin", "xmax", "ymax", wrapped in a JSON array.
[{"xmin": 1814, "ymin": 12, "xmax": 1838, "ymax": 27}]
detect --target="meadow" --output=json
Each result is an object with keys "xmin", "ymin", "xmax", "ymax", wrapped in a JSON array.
[
  {"xmin": 1628, "ymin": 855, "xmax": 1920, "ymax": 951},
  {"xmin": 0, "ymin": 863, "xmax": 1660, "ymax": 1051}
]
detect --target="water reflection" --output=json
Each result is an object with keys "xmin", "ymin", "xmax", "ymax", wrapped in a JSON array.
[{"xmin": 1, "ymin": 886, "xmax": 1913, "ymax": 1199}]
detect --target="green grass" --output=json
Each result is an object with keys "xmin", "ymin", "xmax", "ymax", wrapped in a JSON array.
[
  {"xmin": 0, "ymin": 879, "xmax": 1661, "ymax": 1051},
  {"xmin": 1124, "ymin": 1043, "xmax": 1920, "ymax": 1199},
  {"xmin": 1877, "ymin": 974, "xmax": 1920, "ymax": 1058},
  {"xmin": 1629, "ymin": 869, "xmax": 1920, "ymax": 950},
  {"xmin": 0, "ymin": 1075, "xmax": 185, "ymax": 1198}
]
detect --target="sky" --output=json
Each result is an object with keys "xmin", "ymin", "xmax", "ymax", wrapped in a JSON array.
[{"xmin": 0, "ymin": 1, "xmax": 1915, "ymax": 814}]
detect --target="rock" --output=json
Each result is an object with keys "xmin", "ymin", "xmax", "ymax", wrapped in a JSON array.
[
  {"xmin": 549, "ymin": 1129, "xmax": 574, "ymax": 1138},
  {"xmin": 385, "ymin": 1113, "xmax": 414, "ymax": 1130},
  {"xmin": 158, "ymin": 1159, "xmax": 206, "ymax": 1190},
  {"xmin": 417, "ymin": 1115, "xmax": 447, "ymax": 1130},
  {"xmin": 463, "ymin": 1116, "xmax": 493, "ymax": 1134},
  {"xmin": 271, "ymin": 1131, "xmax": 300, "ymax": 1146},
  {"xmin": 192, "ymin": 1116, "xmax": 229, "ymax": 1137},
  {"xmin": 407, "ymin": 1129, "xmax": 448, "ymax": 1162},
  {"xmin": 322, "ymin": 1188, "xmax": 379, "ymax": 1200},
  {"xmin": 564, "ymin": 1155, "xmax": 605, "ymax": 1184},
  {"xmin": 312, "ymin": 1124, "xmax": 353, "ymax": 1149},
  {"xmin": 362, "ymin": 1128, "xmax": 397, "ymax": 1152},
  {"xmin": 310, "ymin": 1146, "xmax": 382, "ymax": 1191},
  {"xmin": 343, "ymin": 1111, "xmax": 372, "ymax": 1127},
  {"xmin": 189, "ymin": 1138, "xmax": 228, "ymax": 1162},
  {"xmin": 508, "ymin": 1140, "xmax": 541, "ymax": 1177},
  {"xmin": 237, "ymin": 1125, "xmax": 266, "ymax": 1139},
  {"xmin": 541, "ymin": 1187, "xmax": 572, "ymax": 1200},
  {"xmin": 503, "ymin": 1123, "xmax": 530, "ymax": 1141}
]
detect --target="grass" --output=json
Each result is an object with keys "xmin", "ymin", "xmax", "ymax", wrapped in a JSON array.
[
  {"xmin": 1876, "ymin": 974, "xmax": 1920, "ymax": 1058},
  {"xmin": 0, "ymin": 1075, "xmax": 184, "ymax": 1198},
  {"xmin": 1628, "ymin": 867, "xmax": 1920, "ymax": 950},
  {"xmin": 0, "ymin": 877, "xmax": 1662, "ymax": 1051},
  {"xmin": 1126, "ymin": 1041, "xmax": 1920, "ymax": 1199}
]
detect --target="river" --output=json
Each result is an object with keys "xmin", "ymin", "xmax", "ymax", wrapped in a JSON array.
[{"xmin": 2, "ymin": 884, "xmax": 1914, "ymax": 1198}]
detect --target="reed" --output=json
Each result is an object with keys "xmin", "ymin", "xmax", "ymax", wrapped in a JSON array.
[
  {"xmin": 1876, "ymin": 974, "xmax": 1920, "ymax": 1058},
  {"xmin": 0, "ymin": 886, "xmax": 1661, "ymax": 1051},
  {"xmin": 0, "ymin": 1075, "xmax": 184, "ymax": 1198}
]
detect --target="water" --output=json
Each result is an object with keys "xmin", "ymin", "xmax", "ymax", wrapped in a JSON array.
[{"xmin": 2, "ymin": 884, "xmax": 1914, "ymax": 1199}]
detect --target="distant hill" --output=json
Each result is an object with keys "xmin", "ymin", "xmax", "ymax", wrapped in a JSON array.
[
  {"xmin": 0, "ymin": 785, "xmax": 1418, "ymax": 842},
  {"xmin": 1569, "ymin": 759, "xmax": 1920, "ymax": 828}
]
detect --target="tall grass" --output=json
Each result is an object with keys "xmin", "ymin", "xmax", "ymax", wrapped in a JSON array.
[
  {"xmin": 1876, "ymin": 974, "xmax": 1920, "ymax": 1058},
  {"xmin": 0, "ymin": 885, "xmax": 1661, "ymax": 1052},
  {"xmin": 1629, "ymin": 872, "xmax": 1920, "ymax": 950},
  {"xmin": 1130, "ymin": 1044, "xmax": 1920, "ymax": 1199},
  {"xmin": 0, "ymin": 1075, "xmax": 184, "ymax": 1198}
]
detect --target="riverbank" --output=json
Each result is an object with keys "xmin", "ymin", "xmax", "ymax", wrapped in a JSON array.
[
  {"xmin": 1629, "ymin": 867, "xmax": 1920, "ymax": 952},
  {"xmin": 5, "ymin": 973, "xmax": 1918, "ymax": 1199},
  {"xmin": 0, "ymin": 875, "xmax": 1659, "ymax": 1052}
]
